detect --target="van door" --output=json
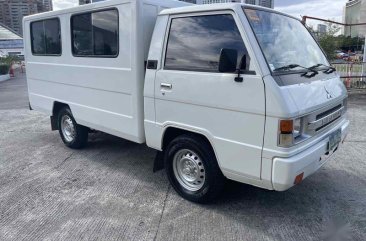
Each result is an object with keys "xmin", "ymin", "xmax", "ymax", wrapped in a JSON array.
[{"xmin": 154, "ymin": 12, "xmax": 265, "ymax": 181}]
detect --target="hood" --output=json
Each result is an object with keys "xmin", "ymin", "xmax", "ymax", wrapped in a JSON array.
[{"xmin": 284, "ymin": 75, "xmax": 347, "ymax": 116}]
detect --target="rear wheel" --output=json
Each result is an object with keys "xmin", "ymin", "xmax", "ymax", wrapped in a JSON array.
[
  {"xmin": 57, "ymin": 107, "xmax": 88, "ymax": 149},
  {"xmin": 164, "ymin": 134, "xmax": 225, "ymax": 203}
]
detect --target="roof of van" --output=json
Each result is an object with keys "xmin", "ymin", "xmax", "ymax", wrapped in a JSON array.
[
  {"xmin": 23, "ymin": 0, "xmax": 191, "ymax": 21},
  {"xmin": 159, "ymin": 3, "xmax": 298, "ymax": 21},
  {"xmin": 23, "ymin": 0, "xmax": 298, "ymax": 22}
]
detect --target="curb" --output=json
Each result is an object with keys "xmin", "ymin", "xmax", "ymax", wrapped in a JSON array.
[{"xmin": 0, "ymin": 74, "xmax": 10, "ymax": 82}]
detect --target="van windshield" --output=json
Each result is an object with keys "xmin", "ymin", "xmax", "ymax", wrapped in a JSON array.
[{"xmin": 244, "ymin": 8, "xmax": 329, "ymax": 74}]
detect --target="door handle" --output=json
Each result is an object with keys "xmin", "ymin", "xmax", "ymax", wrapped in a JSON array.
[{"xmin": 160, "ymin": 83, "xmax": 172, "ymax": 89}]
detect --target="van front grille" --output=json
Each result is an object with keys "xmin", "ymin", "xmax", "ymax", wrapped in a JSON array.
[
  {"xmin": 308, "ymin": 105, "xmax": 343, "ymax": 132},
  {"xmin": 316, "ymin": 104, "xmax": 342, "ymax": 120}
]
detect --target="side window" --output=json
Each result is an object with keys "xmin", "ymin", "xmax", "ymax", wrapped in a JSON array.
[
  {"xmin": 165, "ymin": 14, "xmax": 249, "ymax": 72},
  {"xmin": 71, "ymin": 9, "xmax": 119, "ymax": 57},
  {"xmin": 31, "ymin": 18, "xmax": 61, "ymax": 55}
]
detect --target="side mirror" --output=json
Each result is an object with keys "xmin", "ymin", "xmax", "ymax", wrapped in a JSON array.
[
  {"xmin": 235, "ymin": 54, "xmax": 254, "ymax": 82},
  {"xmin": 239, "ymin": 54, "xmax": 247, "ymax": 71},
  {"xmin": 218, "ymin": 48, "xmax": 238, "ymax": 73}
]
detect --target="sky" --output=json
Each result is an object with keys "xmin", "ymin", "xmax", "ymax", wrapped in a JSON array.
[
  {"xmin": 53, "ymin": 0, "xmax": 349, "ymax": 24},
  {"xmin": 53, "ymin": 0, "xmax": 78, "ymax": 10},
  {"xmin": 275, "ymin": 0, "xmax": 348, "ymax": 23}
]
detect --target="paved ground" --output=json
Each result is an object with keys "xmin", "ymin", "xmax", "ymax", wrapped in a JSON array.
[
  {"xmin": 0, "ymin": 70, "xmax": 28, "ymax": 110},
  {"xmin": 0, "ymin": 72, "xmax": 365, "ymax": 241}
]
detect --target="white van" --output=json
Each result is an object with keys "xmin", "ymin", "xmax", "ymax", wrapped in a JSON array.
[{"xmin": 23, "ymin": 0, "xmax": 349, "ymax": 203}]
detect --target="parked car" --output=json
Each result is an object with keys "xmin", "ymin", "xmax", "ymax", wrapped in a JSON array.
[
  {"xmin": 23, "ymin": 0, "xmax": 349, "ymax": 203},
  {"xmin": 335, "ymin": 51, "xmax": 347, "ymax": 59}
]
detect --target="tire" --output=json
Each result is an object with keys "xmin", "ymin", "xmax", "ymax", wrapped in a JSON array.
[
  {"xmin": 164, "ymin": 134, "xmax": 225, "ymax": 203},
  {"xmin": 57, "ymin": 107, "xmax": 88, "ymax": 149}
]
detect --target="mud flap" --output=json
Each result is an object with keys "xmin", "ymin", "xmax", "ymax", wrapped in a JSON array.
[
  {"xmin": 50, "ymin": 116, "xmax": 58, "ymax": 130},
  {"xmin": 153, "ymin": 151, "xmax": 164, "ymax": 172}
]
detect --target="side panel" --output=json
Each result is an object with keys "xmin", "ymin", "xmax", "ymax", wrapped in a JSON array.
[
  {"xmin": 154, "ymin": 72, "xmax": 265, "ymax": 180},
  {"xmin": 152, "ymin": 11, "xmax": 266, "ymax": 181},
  {"xmin": 25, "ymin": 0, "xmax": 190, "ymax": 144},
  {"xmin": 25, "ymin": 2, "xmax": 142, "ymax": 142}
]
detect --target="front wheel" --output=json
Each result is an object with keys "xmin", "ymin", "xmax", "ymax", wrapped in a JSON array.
[
  {"xmin": 164, "ymin": 134, "xmax": 225, "ymax": 203},
  {"xmin": 57, "ymin": 107, "xmax": 88, "ymax": 149}
]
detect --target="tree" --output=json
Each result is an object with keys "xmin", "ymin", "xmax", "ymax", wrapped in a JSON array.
[
  {"xmin": 0, "ymin": 56, "xmax": 18, "ymax": 75},
  {"xmin": 318, "ymin": 22, "xmax": 341, "ymax": 60}
]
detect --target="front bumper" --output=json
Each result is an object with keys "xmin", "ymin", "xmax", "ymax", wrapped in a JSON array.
[{"xmin": 272, "ymin": 119, "xmax": 349, "ymax": 191}]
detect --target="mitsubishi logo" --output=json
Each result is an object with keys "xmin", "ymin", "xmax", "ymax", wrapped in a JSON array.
[{"xmin": 324, "ymin": 86, "xmax": 333, "ymax": 99}]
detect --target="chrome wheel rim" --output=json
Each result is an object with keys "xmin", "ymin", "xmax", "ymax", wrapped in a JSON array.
[
  {"xmin": 173, "ymin": 149, "xmax": 206, "ymax": 191},
  {"xmin": 60, "ymin": 115, "xmax": 75, "ymax": 142}
]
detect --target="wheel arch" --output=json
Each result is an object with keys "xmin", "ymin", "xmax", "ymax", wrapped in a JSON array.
[
  {"xmin": 50, "ymin": 101, "xmax": 70, "ymax": 130},
  {"xmin": 162, "ymin": 127, "xmax": 213, "ymax": 149},
  {"xmin": 161, "ymin": 126, "xmax": 226, "ymax": 203},
  {"xmin": 52, "ymin": 101, "xmax": 69, "ymax": 117},
  {"xmin": 161, "ymin": 126, "xmax": 221, "ymax": 169}
]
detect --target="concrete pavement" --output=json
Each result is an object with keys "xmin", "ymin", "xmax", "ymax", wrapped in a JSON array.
[
  {"xmin": 0, "ymin": 73, "xmax": 365, "ymax": 240},
  {"xmin": 0, "ymin": 70, "xmax": 28, "ymax": 110}
]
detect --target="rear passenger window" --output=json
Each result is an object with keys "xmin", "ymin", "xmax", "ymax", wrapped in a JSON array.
[
  {"xmin": 71, "ymin": 9, "xmax": 119, "ymax": 57},
  {"xmin": 165, "ymin": 14, "xmax": 248, "ymax": 72},
  {"xmin": 31, "ymin": 18, "xmax": 61, "ymax": 55}
]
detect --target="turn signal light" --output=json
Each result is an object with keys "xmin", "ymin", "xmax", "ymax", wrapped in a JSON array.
[
  {"xmin": 280, "ymin": 120, "xmax": 293, "ymax": 134},
  {"xmin": 294, "ymin": 172, "xmax": 304, "ymax": 185}
]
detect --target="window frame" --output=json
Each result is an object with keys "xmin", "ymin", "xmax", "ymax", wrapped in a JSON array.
[
  {"xmin": 70, "ymin": 8, "xmax": 120, "ymax": 58},
  {"xmin": 30, "ymin": 17, "xmax": 62, "ymax": 56},
  {"xmin": 163, "ymin": 11, "xmax": 249, "ymax": 73}
]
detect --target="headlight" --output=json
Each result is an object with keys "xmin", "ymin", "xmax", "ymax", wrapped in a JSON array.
[
  {"xmin": 293, "ymin": 118, "xmax": 302, "ymax": 138},
  {"xmin": 278, "ymin": 117, "xmax": 307, "ymax": 147}
]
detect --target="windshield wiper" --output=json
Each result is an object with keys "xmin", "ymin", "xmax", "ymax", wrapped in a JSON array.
[
  {"xmin": 308, "ymin": 64, "xmax": 336, "ymax": 74},
  {"xmin": 273, "ymin": 64, "xmax": 301, "ymax": 72},
  {"xmin": 273, "ymin": 64, "xmax": 318, "ymax": 78}
]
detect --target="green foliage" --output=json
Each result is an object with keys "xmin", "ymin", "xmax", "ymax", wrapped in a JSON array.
[
  {"xmin": 317, "ymin": 22, "xmax": 340, "ymax": 60},
  {"xmin": 319, "ymin": 35, "xmax": 337, "ymax": 60},
  {"xmin": 336, "ymin": 35, "xmax": 365, "ymax": 50},
  {"xmin": 0, "ymin": 56, "xmax": 19, "ymax": 75},
  {"xmin": 0, "ymin": 56, "xmax": 18, "ymax": 75},
  {"xmin": 0, "ymin": 65, "xmax": 10, "ymax": 75},
  {"xmin": 315, "ymin": 21, "xmax": 365, "ymax": 60},
  {"xmin": 0, "ymin": 55, "xmax": 18, "ymax": 65}
]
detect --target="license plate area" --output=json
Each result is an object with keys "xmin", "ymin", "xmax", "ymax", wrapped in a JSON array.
[{"xmin": 328, "ymin": 129, "xmax": 341, "ymax": 151}]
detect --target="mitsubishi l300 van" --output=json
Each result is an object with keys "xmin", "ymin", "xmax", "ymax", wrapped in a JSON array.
[{"xmin": 23, "ymin": 0, "xmax": 349, "ymax": 203}]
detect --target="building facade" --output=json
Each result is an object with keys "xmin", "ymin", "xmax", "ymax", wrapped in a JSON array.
[
  {"xmin": 37, "ymin": 0, "xmax": 53, "ymax": 12},
  {"xmin": 343, "ymin": 0, "xmax": 366, "ymax": 37},
  {"xmin": 0, "ymin": 0, "xmax": 52, "ymax": 36},
  {"xmin": 317, "ymin": 24, "xmax": 327, "ymax": 34}
]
